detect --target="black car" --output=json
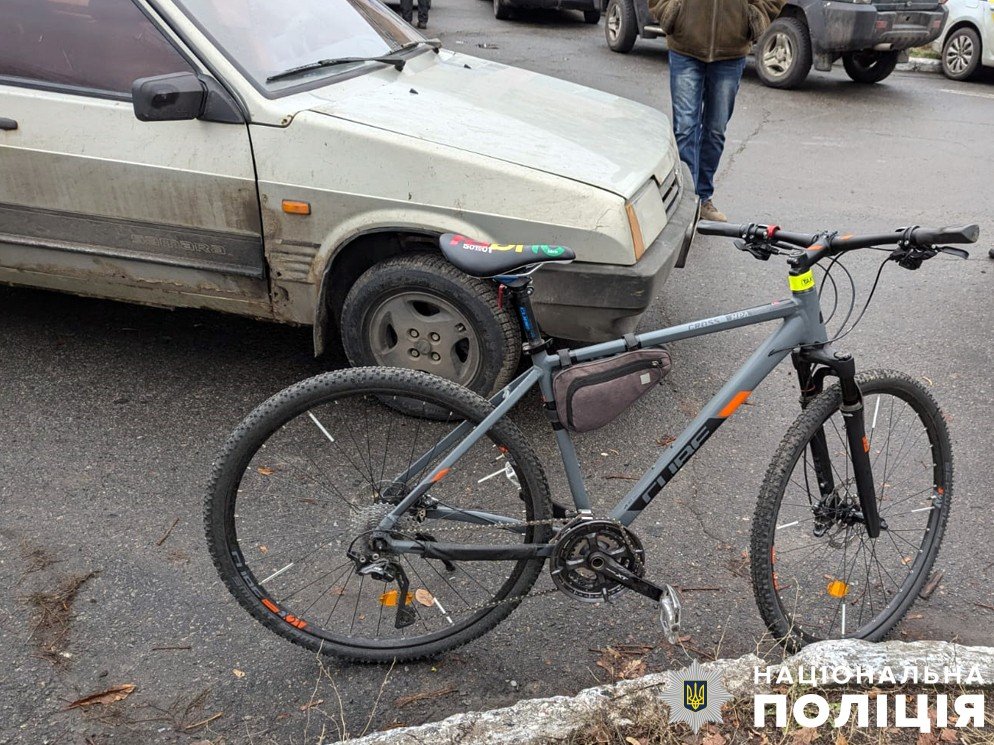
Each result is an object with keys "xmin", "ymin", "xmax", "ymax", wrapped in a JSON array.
[
  {"xmin": 602, "ymin": 0, "xmax": 947, "ymax": 88},
  {"xmin": 492, "ymin": 0, "xmax": 601, "ymax": 24}
]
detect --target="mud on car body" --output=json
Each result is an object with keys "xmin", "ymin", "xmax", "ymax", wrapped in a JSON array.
[{"xmin": 0, "ymin": 0, "xmax": 697, "ymax": 398}]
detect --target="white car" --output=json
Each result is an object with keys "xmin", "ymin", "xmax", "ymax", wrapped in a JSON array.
[
  {"xmin": 933, "ymin": 0, "xmax": 994, "ymax": 80},
  {"xmin": 0, "ymin": 0, "xmax": 697, "ymax": 400}
]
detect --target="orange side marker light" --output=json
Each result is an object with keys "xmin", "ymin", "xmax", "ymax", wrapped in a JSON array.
[{"xmin": 282, "ymin": 199, "xmax": 311, "ymax": 215}]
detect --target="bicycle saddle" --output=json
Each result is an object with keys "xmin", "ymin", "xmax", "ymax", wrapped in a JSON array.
[{"xmin": 439, "ymin": 233, "xmax": 576, "ymax": 278}]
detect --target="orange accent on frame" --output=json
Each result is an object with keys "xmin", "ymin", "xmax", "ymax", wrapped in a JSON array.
[
  {"xmin": 281, "ymin": 199, "xmax": 311, "ymax": 215},
  {"xmin": 718, "ymin": 390, "xmax": 751, "ymax": 419},
  {"xmin": 862, "ymin": 435, "xmax": 870, "ymax": 453},
  {"xmin": 262, "ymin": 598, "xmax": 279, "ymax": 614},
  {"xmin": 840, "ymin": 234, "xmax": 854, "ymax": 240},
  {"xmin": 431, "ymin": 468, "xmax": 451, "ymax": 483}
]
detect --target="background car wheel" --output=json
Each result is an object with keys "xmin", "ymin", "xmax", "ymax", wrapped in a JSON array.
[
  {"xmin": 942, "ymin": 27, "xmax": 982, "ymax": 81},
  {"xmin": 583, "ymin": 10, "xmax": 601, "ymax": 24},
  {"xmin": 341, "ymin": 253, "xmax": 521, "ymax": 401},
  {"xmin": 494, "ymin": 0, "xmax": 512, "ymax": 21},
  {"xmin": 605, "ymin": 0, "xmax": 637, "ymax": 52},
  {"xmin": 842, "ymin": 50, "xmax": 899, "ymax": 84},
  {"xmin": 756, "ymin": 17, "xmax": 812, "ymax": 89}
]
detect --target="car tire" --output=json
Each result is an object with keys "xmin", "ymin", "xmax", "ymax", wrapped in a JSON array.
[
  {"xmin": 494, "ymin": 0, "xmax": 512, "ymax": 21},
  {"xmin": 605, "ymin": 0, "xmax": 637, "ymax": 52},
  {"xmin": 341, "ymin": 253, "xmax": 521, "ymax": 401},
  {"xmin": 941, "ymin": 26, "xmax": 982, "ymax": 81},
  {"xmin": 755, "ymin": 17, "xmax": 812, "ymax": 89},
  {"xmin": 583, "ymin": 10, "xmax": 601, "ymax": 24},
  {"xmin": 842, "ymin": 50, "xmax": 899, "ymax": 84}
]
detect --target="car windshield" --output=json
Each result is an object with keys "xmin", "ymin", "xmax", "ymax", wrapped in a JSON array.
[{"xmin": 174, "ymin": 0, "xmax": 422, "ymax": 91}]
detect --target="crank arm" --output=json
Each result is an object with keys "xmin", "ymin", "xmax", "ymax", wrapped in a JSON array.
[
  {"xmin": 587, "ymin": 551, "xmax": 682, "ymax": 644},
  {"xmin": 587, "ymin": 551, "xmax": 662, "ymax": 602}
]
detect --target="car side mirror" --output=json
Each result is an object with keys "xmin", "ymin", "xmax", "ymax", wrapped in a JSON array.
[
  {"xmin": 132, "ymin": 72, "xmax": 206, "ymax": 122},
  {"xmin": 132, "ymin": 72, "xmax": 245, "ymax": 124}
]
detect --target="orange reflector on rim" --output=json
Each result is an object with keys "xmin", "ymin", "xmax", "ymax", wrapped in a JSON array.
[
  {"xmin": 282, "ymin": 199, "xmax": 311, "ymax": 215},
  {"xmin": 827, "ymin": 580, "xmax": 848, "ymax": 598},
  {"xmin": 379, "ymin": 590, "xmax": 413, "ymax": 607}
]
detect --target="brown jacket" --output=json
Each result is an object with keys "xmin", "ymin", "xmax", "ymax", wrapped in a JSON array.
[{"xmin": 648, "ymin": 0, "xmax": 787, "ymax": 62}]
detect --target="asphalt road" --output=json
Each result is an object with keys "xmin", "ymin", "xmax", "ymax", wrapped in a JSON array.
[{"xmin": 2, "ymin": 4, "xmax": 993, "ymax": 743}]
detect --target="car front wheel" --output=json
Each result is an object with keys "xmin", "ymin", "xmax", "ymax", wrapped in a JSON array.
[
  {"xmin": 605, "ymin": 0, "xmax": 637, "ymax": 52},
  {"xmin": 756, "ymin": 17, "xmax": 812, "ymax": 89},
  {"xmin": 842, "ymin": 50, "xmax": 899, "ymax": 84},
  {"xmin": 942, "ymin": 27, "xmax": 982, "ymax": 81},
  {"xmin": 341, "ymin": 253, "xmax": 521, "ymax": 398},
  {"xmin": 494, "ymin": 0, "xmax": 512, "ymax": 21}
]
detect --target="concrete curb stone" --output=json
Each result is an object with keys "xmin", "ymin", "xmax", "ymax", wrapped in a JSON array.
[{"xmin": 341, "ymin": 640, "xmax": 994, "ymax": 744}]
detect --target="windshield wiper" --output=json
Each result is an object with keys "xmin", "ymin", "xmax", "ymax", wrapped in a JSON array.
[{"xmin": 266, "ymin": 39, "xmax": 441, "ymax": 84}]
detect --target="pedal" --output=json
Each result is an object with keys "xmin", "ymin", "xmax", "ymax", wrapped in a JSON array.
[{"xmin": 658, "ymin": 584, "xmax": 682, "ymax": 645}]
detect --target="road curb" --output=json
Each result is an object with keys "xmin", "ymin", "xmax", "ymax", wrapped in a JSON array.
[
  {"xmin": 341, "ymin": 640, "xmax": 994, "ymax": 744},
  {"xmin": 899, "ymin": 57, "xmax": 942, "ymax": 74}
]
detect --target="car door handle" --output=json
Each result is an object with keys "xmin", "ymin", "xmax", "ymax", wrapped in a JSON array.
[{"xmin": 0, "ymin": 118, "xmax": 17, "ymax": 131}]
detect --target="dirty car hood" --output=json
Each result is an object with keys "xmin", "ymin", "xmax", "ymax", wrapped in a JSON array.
[{"xmin": 306, "ymin": 53, "xmax": 674, "ymax": 198}]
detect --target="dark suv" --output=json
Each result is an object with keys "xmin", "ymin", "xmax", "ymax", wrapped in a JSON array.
[{"xmin": 603, "ymin": 0, "xmax": 947, "ymax": 88}]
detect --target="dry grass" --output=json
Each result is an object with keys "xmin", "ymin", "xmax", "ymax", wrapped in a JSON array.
[{"xmin": 27, "ymin": 570, "xmax": 97, "ymax": 664}]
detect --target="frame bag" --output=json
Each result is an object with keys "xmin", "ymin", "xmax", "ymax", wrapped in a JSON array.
[{"xmin": 552, "ymin": 347, "xmax": 671, "ymax": 433}]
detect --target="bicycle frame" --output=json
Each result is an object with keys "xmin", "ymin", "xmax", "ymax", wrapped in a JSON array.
[{"xmin": 377, "ymin": 274, "xmax": 858, "ymax": 562}]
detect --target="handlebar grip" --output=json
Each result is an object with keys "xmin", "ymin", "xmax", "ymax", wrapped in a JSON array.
[
  {"xmin": 696, "ymin": 220, "xmax": 745, "ymax": 238},
  {"xmin": 912, "ymin": 224, "xmax": 980, "ymax": 246}
]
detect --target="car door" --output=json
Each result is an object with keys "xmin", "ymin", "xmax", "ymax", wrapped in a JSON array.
[
  {"xmin": 0, "ymin": 0, "xmax": 269, "ymax": 317},
  {"xmin": 985, "ymin": 0, "xmax": 994, "ymax": 64}
]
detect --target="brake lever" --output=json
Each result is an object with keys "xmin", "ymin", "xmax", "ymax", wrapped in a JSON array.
[
  {"xmin": 735, "ymin": 238, "xmax": 773, "ymax": 261},
  {"xmin": 938, "ymin": 246, "xmax": 970, "ymax": 260}
]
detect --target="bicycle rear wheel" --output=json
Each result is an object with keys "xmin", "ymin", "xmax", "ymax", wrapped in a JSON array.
[
  {"xmin": 751, "ymin": 370, "xmax": 952, "ymax": 649},
  {"xmin": 205, "ymin": 367, "xmax": 552, "ymax": 662}
]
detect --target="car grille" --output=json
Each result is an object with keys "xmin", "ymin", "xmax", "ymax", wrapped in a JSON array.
[{"xmin": 659, "ymin": 169, "xmax": 682, "ymax": 219}]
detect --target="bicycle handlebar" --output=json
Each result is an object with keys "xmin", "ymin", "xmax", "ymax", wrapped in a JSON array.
[{"xmin": 697, "ymin": 220, "xmax": 980, "ymax": 271}]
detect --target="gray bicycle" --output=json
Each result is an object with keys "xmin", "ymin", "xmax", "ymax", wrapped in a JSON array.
[{"xmin": 206, "ymin": 219, "xmax": 978, "ymax": 661}]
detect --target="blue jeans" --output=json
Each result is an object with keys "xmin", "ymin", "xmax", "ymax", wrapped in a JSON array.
[{"xmin": 668, "ymin": 51, "xmax": 747, "ymax": 203}]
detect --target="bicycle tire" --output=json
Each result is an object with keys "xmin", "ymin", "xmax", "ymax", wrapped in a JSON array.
[
  {"xmin": 751, "ymin": 370, "xmax": 953, "ymax": 649},
  {"xmin": 205, "ymin": 367, "xmax": 553, "ymax": 662}
]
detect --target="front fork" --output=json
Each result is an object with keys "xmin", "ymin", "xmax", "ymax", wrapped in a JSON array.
[{"xmin": 793, "ymin": 347, "xmax": 883, "ymax": 539}]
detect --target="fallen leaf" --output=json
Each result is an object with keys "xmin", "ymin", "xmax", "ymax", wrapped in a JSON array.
[
  {"xmin": 415, "ymin": 588, "xmax": 435, "ymax": 606},
  {"xmin": 233, "ymin": 669, "xmax": 245, "ymax": 678},
  {"xmin": 300, "ymin": 699, "xmax": 324, "ymax": 711},
  {"xmin": 702, "ymin": 732, "xmax": 726, "ymax": 745},
  {"xmin": 938, "ymin": 731, "xmax": 957, "ymax": 743},
  {"xmin": 917, "ymin": 734, "xmax": 938, "ymax": 745},
  {"xmin": 835, "ymin": 734, "xmax": 848, "ymax": 745},
  {"xmin": 790, "ymin": 729, "xmax": 818, "ymax": 744},
  {"xmin": 257, "ymin": 466, "xmax": 274, "ymax": 476},
  {"xmin": 258, "ymin": 545, "xmax": 268, "ymax": 555},
  {"xmin": 67, "ymin": 684, "xmax": 136, "ymax": 709},
  {"xmin": 625, "ymin": 737, "xmax": 643, "ymax": 745}
]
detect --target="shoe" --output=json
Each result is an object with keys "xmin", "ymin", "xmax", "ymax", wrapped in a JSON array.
[
  {"xmin": 700, "ymin": 200, "xmax": 727, "ymax": 222},
  {"xmin": 417, "ymin": 20, "xmax": 428, "ymax": 28},
  {"xmin": 989, "ymin": 247, "xmax": 994, "ymax": 259}
]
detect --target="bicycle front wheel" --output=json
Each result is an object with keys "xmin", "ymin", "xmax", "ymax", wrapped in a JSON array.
[
  {"xmin": 751, "ymin": 370, "xmax": 952, "ymax": 649},
  {"xmin": 205, "ymin": 367, "xmax": 552, "ymax": 662}
]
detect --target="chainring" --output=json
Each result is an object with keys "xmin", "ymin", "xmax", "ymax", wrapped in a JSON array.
[{"xmin": 549, "ymin": 518, "xmax": 646, "ymax": 603}]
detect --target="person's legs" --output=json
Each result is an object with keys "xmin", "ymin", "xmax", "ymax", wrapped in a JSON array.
[
  {"xmin": 668, "ymin": 51, "xmax": 706, "ymax": 192},
  {"xmin": 400, "ymin": 0, "xmax": 413, "ymax": 23},
  {"xmin": 696, "ymin": 56, "xmax": 747, "ymax": 204},
  {"xmin": 417, "ymin": 0, "xmax": 430, "ymax": 27}
]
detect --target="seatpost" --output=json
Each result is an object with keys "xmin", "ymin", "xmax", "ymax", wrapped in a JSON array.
[{"xmin": 500, "ymin": 277, "xmax": 546, "ymax": 353}]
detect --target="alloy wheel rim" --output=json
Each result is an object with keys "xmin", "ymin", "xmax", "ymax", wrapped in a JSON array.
[
  {"xmin": 762, "ymin": 32, "xmax": 794, "ymax": 77},
  {"xmin": 367, "ymin": 291, "xmax": 481, "ymax": 385},
  {"xmin": 946, "ymin": 34, "xmax": 974, "ymax": 74},
  {"xmin": 607, "ymin": 3, "xmax": 621, "ymax": 41}
]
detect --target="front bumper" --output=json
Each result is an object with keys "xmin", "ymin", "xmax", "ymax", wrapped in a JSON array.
[
  {"xmin": 817, "ymin": 3, "xmax": 947, "ymax": 54},
  {"xmin": 507, "ymin": 0, "xmax": 599, "ymax": 10},
  {"xmin": 531, "ymin": 162, "xmax": 699, "ymax": 342}
]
